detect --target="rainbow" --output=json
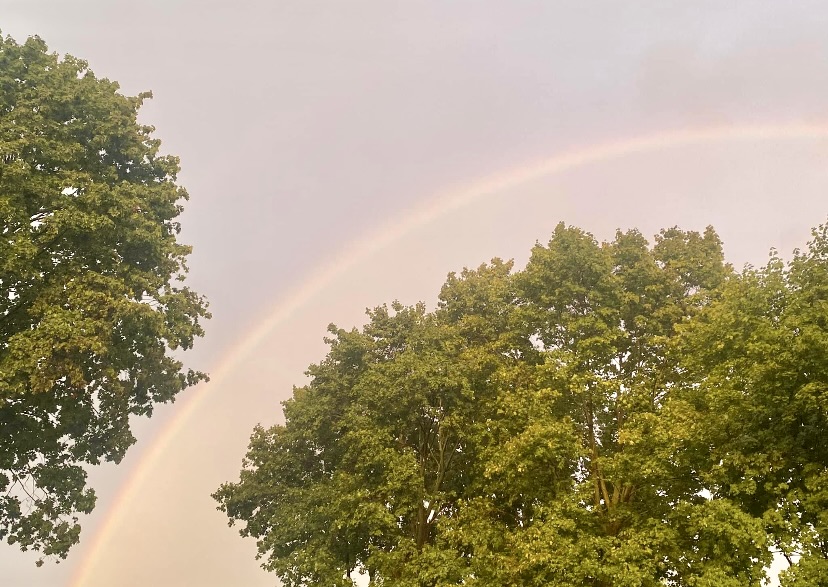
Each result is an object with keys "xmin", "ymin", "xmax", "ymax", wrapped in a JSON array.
[{"xmin": 70, "ymin": 121, "xmax": 828, "ymax": 585}]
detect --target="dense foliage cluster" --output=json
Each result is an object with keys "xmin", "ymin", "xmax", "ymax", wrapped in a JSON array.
[
  {"xmin": 216, "ymin": 221, "xmax": 828, "ymax": 586},
  {"xmin": 0, "ymin": 35, "xmax": 208, "ymax": 562}
]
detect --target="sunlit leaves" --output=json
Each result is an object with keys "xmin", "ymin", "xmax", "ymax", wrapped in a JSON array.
[{"xmin": 217, "ymin": 221, "xmax": 828, "ymax": 586}]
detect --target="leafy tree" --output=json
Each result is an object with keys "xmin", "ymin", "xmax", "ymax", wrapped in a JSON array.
[
  {"xmin": 675, "ymin": 224, "xmax": 828, "ymax": 586},
  {"xmin": 0, "ymin": 34, "xmax": 209, "ymax": 563},
  {"xmin": 214, "ymin": 263, "xmax": 522, "ymax": 585},
  {"xmin": 216, "ymin": 221, "xmax": 828, "ymax": 586},
  {"xmin": 445, "ymin": 224, "xmax": 769, "ymax": 587}
]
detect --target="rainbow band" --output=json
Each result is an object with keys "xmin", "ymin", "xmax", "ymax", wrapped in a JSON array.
[{"xmin": 70, "ymin": 122, "xmax": 828, "ymax": 585}]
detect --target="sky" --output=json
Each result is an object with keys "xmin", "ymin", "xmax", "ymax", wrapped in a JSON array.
[{"xmin": 2, "ymin": 1, "xmax": 828, "ymax": 585}]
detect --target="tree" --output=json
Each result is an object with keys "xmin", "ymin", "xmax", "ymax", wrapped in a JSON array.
[
  {"xmin": 216, "ymin": 221, "xmax": 827, "ymax": 586},
  {"xmin": 674, "ymin": 224, "xmax": 828, "ymax": 586},
  {"xmin": 0, "ymin": 34, "xmax": 209, "ymax": 563},
  {"xmin": 214, "ymin": 264, "xmax": 522, "ymax": 585},
  {"xmin": 434, "ymin": 225, "xmax": 766, "ymax": 587}
]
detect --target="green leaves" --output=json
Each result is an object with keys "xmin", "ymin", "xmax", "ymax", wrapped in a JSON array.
[
  {"xmin": 673, "ymin": 223, "xmax": 828, "ymax": 581},
  {"xmin": 217, "ymin": 220, "xmax": 828, "ymax": 586},
  {"xmin": 0, "ymin": 33, "xmax": 209, "ymax": 562}
]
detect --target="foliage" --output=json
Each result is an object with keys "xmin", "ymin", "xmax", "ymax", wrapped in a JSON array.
[
  {"xmin": 675, "ymin": 225, "xmax": 828, "ymax": 586},
  {"xmin": 215, "ymin": 221, "xmax": 828, "ymax": 586},
  {"xmin": 0, "ymin": 34, "xmax": 209, "ymax": 563}
]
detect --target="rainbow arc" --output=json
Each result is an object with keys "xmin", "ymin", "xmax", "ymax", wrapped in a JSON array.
[{"xmin": 71, "ymin": 121, "xmax": 828, "ymax": 586}]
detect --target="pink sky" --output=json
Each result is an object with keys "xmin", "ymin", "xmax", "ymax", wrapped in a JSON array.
[{"xmin": 3, "ymin": 2, "xmax": 828, "ymax": 585}]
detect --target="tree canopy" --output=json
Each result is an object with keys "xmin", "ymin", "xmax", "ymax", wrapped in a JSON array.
[
  {"xmin": 0, "ymin": 34, "xmax": 209, "ymax": 563},
  {"xmin": 215, "ymin": 221, "xmax": 828, "ymax": 586}
]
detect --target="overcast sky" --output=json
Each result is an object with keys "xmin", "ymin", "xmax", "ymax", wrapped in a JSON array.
[{"xmin": 3, "ymin": 2, "xmax": 828, "ymax": 585}]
